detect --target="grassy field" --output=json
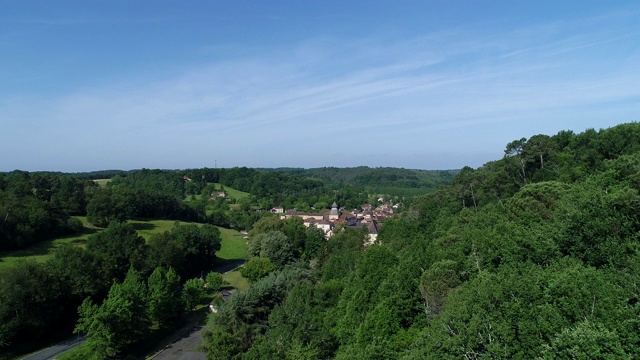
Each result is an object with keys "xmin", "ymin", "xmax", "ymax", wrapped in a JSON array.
[
  {"xmin": 93, "ymin": 178, "xmax": 111, "ymax": 187},
  {"xmin": 127, "ymin": 219, "xmax": 186, "ymax": 241},
  {"xmin": 213, "ymin": 183, "xmax": 250, "ymax": 200},
  {"xmin": 223, "ymin": 269, "xmax": 249, "ymax": 291},
  {"xmin": 185, "ymin": 183, "xmax": 250, "ymax": 202},
  {"xmin": 186, "ymin": 193, "xmax": 205, "ymax": 201},
  {"xmin": 0, "ymin": 217, "xmax": 98, "ymax": 270},
  {"xmin": 217, "ymin": 227, "xmax": 247, "ymax": 260},
  {"xmin": 0, "ymin": 217, "xmax": 246, "ymax": 270}
]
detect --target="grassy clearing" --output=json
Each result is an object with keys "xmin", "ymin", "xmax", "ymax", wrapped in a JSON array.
[
  {"xmin": 185, "ymin": 193, "xmax": 205, "ymax": 201},
  {"xmin": 223, "ymin": 270, "xmax": 249, "ymax": 291},
  {"xmin": 127, "ymin": 219, "xmax": 186, "ymax": 241},
  {"xmin": 0, "ymin": 217, "xmax": 98, "ymax": 270},
  {"xmin": 213, "ymin": 183, "xmax": 250, "ymax": 200},
  {"xmin": 217, "ymin": 227, "xmax": 247, "ymax": 260},
  {"xmin": 93, "ymin": 179, "xmax": 111, "ymax": 187},
  {"xmin": 185, "ymin": 183, "xmax": 249, "ymax": 202},
  {"xmin": 0, "ymin": 216, "xmax": 245, "ymax": 271}
]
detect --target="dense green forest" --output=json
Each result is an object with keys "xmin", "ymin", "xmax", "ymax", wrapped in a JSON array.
[
  {"xmin": 201, "ymin": 122, "xmax": 640, "ymax": 359},
  {"xmin": 0, "ymin": 162, "xmax": 444, "ymax": 357},
  {"xmin": 263, "ymin": 166, "xmax": 457, "ymax": 197},
  {"xmin": 0, "ymin": 221, "xmax": 222, "ymax": 356}
]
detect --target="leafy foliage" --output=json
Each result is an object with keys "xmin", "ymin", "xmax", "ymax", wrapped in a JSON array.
[
  {"xmin": 202, "ymin": 122, "xmax": 640, "ymax": 359},
  {"xmin": 147, "ymin": 223, "xmax": 222, "ymax": 279},
  {"xmin": 148, "ymin": 267, "xmax": 183, "ymax": 326},
  {"xmin": 182, "ymin": 278, "xmax": 206, "ymax": 311},
  {"xmin": 240, "ymin": 257, "xmax": 277, "ymax": 283},
  {"xmin": 0, "ymin": 171, "xmax": 91, "ymax": 250},
  {"xmin": 75, "ymin": 268, "xmax": 150, "ymax": 358}
]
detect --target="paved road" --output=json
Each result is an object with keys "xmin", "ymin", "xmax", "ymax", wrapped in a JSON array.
[
  {"xmin": 211, "ymin": 259, "xmax": 245, "ymax": 274},
  {"xmin": 20, "ymin": 336, "xmax": 85, "ymax": 360},
  {"xmin": 151, "ymin": 323, "xmax": 206, "ymax": 360},
  {"xmin": 148, "ymin": 262, "xmax": 244, "ymax": 360}
]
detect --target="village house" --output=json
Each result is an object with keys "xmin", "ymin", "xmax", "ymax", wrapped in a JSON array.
[
  {"xmin": 278, "ymin": 201, "xmax": 385, "ymax": 242},
  {"xmin": 346, "ymin": 220, "xmax": 379, "ymax": 245},
  {"xmin": 210, "ymin": 191, "xmax": 226, "ymax": 200}
]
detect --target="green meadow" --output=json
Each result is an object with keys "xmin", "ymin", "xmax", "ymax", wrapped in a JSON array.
[
  {"xmin": 213, "ymin": 183, "xmax": 250, "ymax": 200},
  {"xmin": 222, "ymin": 269, "xmax": 249, "ymax": 291},
  {"xmin": 0, "ymin": 217, "xmax": 97, "ymax": 270},
  {"xmin": 92, "ymin": 178, "xmax": 111, "ymax": 187},
  {"xmin": 216, "ymin": 227, "xmax": 247, "ymax": 260},
  {"xmin": 185, "ymin": 183, "xmax": 249, "ymax": 203},
  {"xmin": 0, "ymin": 218, "xmax": 246, "ymax": 270}
]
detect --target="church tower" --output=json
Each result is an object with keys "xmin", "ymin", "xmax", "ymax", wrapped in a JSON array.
[{"xmin": 329, "ymin": 201, "xmax": 339, "ymax": 220}]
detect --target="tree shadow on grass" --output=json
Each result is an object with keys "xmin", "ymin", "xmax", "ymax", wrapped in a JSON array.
[
  {"xmin": 0, "ymin": 226, "xmax": 99, "ymax": 262},
  {"xmin": 70, "ymin": 238, "xmax": 87, "ymax": 246},
  {"xmin": 130, "ymin": 222, "xmax": 157, "ymax": 231},
  {"xmin": 79, "ymin": 226, "xmax": 100, "ymax": 237},
  {"xmin": 1, "ymin": 239, "xmax": 67, "ymax": 261},
  {"xmin": 212, "ymin": 259, "xmax": 246, "ymax": 273}
]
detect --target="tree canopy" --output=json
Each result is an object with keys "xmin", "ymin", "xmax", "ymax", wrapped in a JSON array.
[{"xmin": 202, "ymin": 122, "xmax": 640, "ymax": 359}]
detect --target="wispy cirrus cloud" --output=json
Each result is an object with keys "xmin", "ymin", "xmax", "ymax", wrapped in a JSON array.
[{"xmin": 2, "ymin": 5, "xmax": 640, "ymax": 170}]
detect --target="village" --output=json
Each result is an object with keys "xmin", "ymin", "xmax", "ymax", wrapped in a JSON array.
[{"xmin": 272, "ymin": 199, "xmax": 400, "ymax": 244}]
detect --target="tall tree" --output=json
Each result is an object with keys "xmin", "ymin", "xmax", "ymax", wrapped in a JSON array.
[
  {"xmin": 147, "ymin": 267, "xmax": 183, "ymax": 326},
  {"xmin": 75, "ymin": 268, "xmax": 150, "ymax": 358},
  {"xmin": 85, "ymin": 222, "xmax": 148, "ymax": 287}
]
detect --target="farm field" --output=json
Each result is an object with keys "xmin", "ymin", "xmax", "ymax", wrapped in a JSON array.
[{"xmin": 216, "ymin": 227, "xmax": 247, "ymax": 260}]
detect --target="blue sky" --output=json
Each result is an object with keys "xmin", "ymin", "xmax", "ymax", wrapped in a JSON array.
[{"xmin": 1, "ymin": 1, "xmax": 639, "ymax": 172}]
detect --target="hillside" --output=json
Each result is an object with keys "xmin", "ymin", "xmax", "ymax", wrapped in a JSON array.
[
  {"xmin": 201, "ymin": 122, "xmax": 640, "ymax": 359},
  {"xmin": 264, "ymin": 166, "xmax": 458, "ymax": 197}
]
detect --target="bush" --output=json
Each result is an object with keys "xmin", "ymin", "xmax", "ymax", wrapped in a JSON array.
[
  {"xmin": 66, "ymin": 217, "xmax": 84, "ymax": 233},
  {"xmin": 240, "ymin": 257, "xmax": 276, "ymax": 283},
  {"xmin": 206, "ymin": 272, "xmax": 225, "ymax": 292}
]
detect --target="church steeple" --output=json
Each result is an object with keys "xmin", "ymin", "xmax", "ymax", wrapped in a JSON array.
[{"xmin": 329, "ymin": 201, "xmax": 339, "ymax": 220}]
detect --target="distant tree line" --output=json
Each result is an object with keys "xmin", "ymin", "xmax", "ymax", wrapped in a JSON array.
[
  {"xmin": 182, "ymin": 167, "xmax": 370, "ymax": 210},
  {"xmin": 264, "ymin": 166, "xmax": 458, "ymax": 197}
]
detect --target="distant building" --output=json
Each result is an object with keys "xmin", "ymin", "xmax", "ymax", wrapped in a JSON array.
[
  {"xmin": 210, "ymin": 191, "xmax": 226, "ymax": 200},
  {"xmin": 329, "ymin": 202, "xmax": 340, "ymax": 220},
  {"xmin": 346, "ymin": 220, "xmax": 379, "ymax": 245},
  {"xmin": 280, "ymin": 201, "xmax": 386, "ymax": 242}
]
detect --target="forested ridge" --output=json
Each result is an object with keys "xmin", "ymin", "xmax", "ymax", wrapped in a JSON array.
[
  {"xmin": 201, "ymin": 122, "xmax": 640, "ymax": 359},
  {"xmin": 263, "ymin": 166, "xmax": 457, "ymax": 197}
]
